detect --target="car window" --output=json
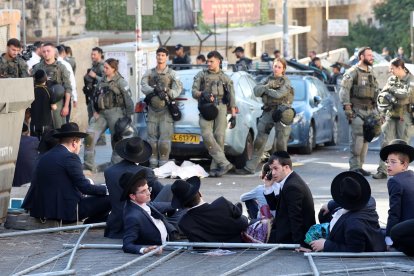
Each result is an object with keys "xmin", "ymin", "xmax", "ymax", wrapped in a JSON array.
[
  {"xmin": 312, "ymin": 78, "xmax": 329, "ymax": 99},
  {"xmin": 179, "ymin": 74, "xmax": 194, "ymax": 95},
  {"xmin": 290, "ymin": 79, "xmax": 306, "ymax": 101},
  {"xmin": 237, "ymin": 75, "xmax": 253, "ymax": 99}
]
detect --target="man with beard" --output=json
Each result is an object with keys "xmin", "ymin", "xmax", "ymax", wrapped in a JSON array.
[
  {"xmin": 339, "ymin": 47, "xmax": 379, "ymax": 176},
  {"xmin": 0, "ymin": 38, "xmax": 29, "ymax": 78}
]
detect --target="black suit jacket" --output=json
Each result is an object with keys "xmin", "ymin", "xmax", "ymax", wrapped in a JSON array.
[
  {"xmin": 29, "ymin": 145, "xmax": 107, "ymax": 221},
  {"xmin": 178, "ymin": 196, "xmax": 248, "ymax": 242},
  {"xmin": 122, "ymin": 201, "xmax": 174, "ymax": 254},
  {"xmin": 104, "ymin": 160, "xmax": 164, "ymax": 239},
  {"xmin": 324, "ymin": 197, "xmax": 386, "ymax": 252},
  {"xmin": 265, "ymin": 171, "xmax": 316, "ymax": 246},
  {"xmin": 12, "ymin": 135, "xmax": 39, "ymax": 187},
  {"xmin": 386, "ymin": 170, "xmax": 414, "ymax": 236}
]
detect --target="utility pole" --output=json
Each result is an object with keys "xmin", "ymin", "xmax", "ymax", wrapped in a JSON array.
[
  {"xmin": 22, "ymin": 0, "xmax": 26, "ymax": 46},
  {"xmin": 411, "ymin": 11, "xmax": 414, "ymax": 64},
  {"xmin": 282, "ymin": 0, "xmax": 289, "ymax": 58},
  {"xmin": 135, "ymin": 0, "xmax": 142, "ymax": 102},
  {"xmin": 56, "ymin": 0, "xmax": 60, "ymax": 45}
]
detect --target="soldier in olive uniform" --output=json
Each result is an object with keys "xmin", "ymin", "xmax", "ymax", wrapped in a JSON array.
[
  {"xmin": 32, "ymin": 42, "xmax": 72, "ymax": 129},
  {"xmin": 83, "ymin": 58, "xmax": 134, "ymax": 172},
  {"xmin": 192, "ymin": 50, "xmax": 237, "ymax": 177},
  {"xmin": 84, "ymin": 47, "xmax": 106, "ymax": 145},
  {"xmin": 0, "ymin": 38, "xmax": 29, "ymax": 78},
  {"xmin": 373, "ymin": 58, "xmax": 414, "ymax": 179},
  {"xmin": 141, "ymin": 47, "xmax": 183, "ymax": 168},
  {"xmin": 340, "ymin": 47, "xmax": 379, "ymax": 176},
  {"xmin": 237, "ymin": 58, "xmax": 294, "ymax": 175}
]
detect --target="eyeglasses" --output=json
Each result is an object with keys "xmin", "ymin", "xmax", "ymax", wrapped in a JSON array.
[
  {"xmin": 385, "ymin": 159, "xmax": 404, "ymax": 165},
  {"xmin": 136, "ymin": 187, "xmax": 152, "ymax": 195}
]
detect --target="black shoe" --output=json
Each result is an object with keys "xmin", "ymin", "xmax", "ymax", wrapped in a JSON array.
[
  {"xmin": 215, "ymin": 163, "xmax": 234, "ymax": 177},
  {"xmin": 235, "ymin": 168, "xmax": 254, "ymax": 175},
  {"xmin": 372, "ymin": 172, "xmax": 387, "ymax": 179},
  {"xmin": 359, "ymin": 168, "xmax": 371, "ymax": 176}
]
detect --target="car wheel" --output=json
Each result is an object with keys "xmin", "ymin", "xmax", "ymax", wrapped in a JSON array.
[
  {"xmin": 299, "ymin": 123, "xmax": 315, "ymax": 154},
  {"xmin": 326, "ymin": 119, "xmax": 338, "ymax": 146},
  {"xmin": 233, "ymin": 132, "xmax": 254, "ymax": 169}
]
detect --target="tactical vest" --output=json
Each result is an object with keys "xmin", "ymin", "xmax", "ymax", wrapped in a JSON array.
[
  {"xmin": 0, "ymin": 55, "xmax": 22, "ymax": 78},
  {"xmin": 262, "ymin": 76, "xmax": 294, "ymax": 107},
  {"xmin": 36, "ymin": 62, "xmax": 63, "ymax": 86},
  {"xmin": 199, "ymin": 70, "xmax": 228, "ymax": 100},
  {"xmin": 148, "ymin": 68, "xmax": 173, "ymax": 109},
  {"xmin": 94, "ymin": 77, "xmax": 125, "ymax": 111},
  {"xmin": 351, "ymin": 68, "xmax": 376, "ymax": 99},
  {"xmin": 387, "ymin": 76, "xmax": 411, "ymax": 118}
]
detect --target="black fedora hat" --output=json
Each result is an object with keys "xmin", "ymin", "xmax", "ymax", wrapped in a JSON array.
[
  {"xmin": 171, "ymin": 176, "xmax": 201, "ymax": 209},
  {"xmin": 380, "ymin": 139, "xmax": 414, "ymax": 163},
  {"xmin": 331, "ymin": 171, "xmax": 371, "ymax": 211},
  {"xmin": 114, "ymin": 137, "xmax": 152, "ymax": 164},
  {"xmin": 53, "ymin": 122, "xmax": 88, "ymax": 138},
  {"xmin": 119, "ymin": 170, "xmax": 147, "ymax": 201}
]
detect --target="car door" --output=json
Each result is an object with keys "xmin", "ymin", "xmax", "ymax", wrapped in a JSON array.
[
  {"xmin": 307, "ymin": 78, "xmax": 325, "ymax": 142},
  {"xmin": 311, "ymin": 78, "xmax": 334, "ymax": 141}
]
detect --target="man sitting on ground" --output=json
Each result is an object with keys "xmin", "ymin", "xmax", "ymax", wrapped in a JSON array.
[
  {"xmin": 264, "ymin": 151, "xmax": 315, "ymax": 248},
  {"xmin": 121, "ymin": 170, "xmax": 178, "ymax": 254},
  {"xmin": 171, "ymin": 177, "xmax": 248, "ymax": 242},
  {"xmin": 29, "ymin": 122, "xmax": 110, "ymax": 224}
]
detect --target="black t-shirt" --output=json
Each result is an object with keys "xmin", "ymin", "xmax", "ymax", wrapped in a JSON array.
[{"xmin": 30, "ymin": 85, "xmax": 53, "ymax": 133}]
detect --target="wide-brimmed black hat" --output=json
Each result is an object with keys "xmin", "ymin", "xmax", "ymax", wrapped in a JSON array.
[
  {"xmin": 119, "ymin": 170, "xmax": 147, "ymax": 201},
  {"xmin": 198, "ymin": 103, "xmax": 218, "ymax": 121},
  {"xmin": 331, "ymin": 171, "xmax": 371, "ymax": 211},
  {"xmin": 380, "ymin": 139, "xmax": 414, "ymax": 163},
  {"xmin": 53, "ymin": 122, "xmax": 88, "ymax": 138},
  {"xmin": 114, "ymin": 137, "xmax": 152, "ymax": 164},
  {"xmin": 34, "ymin": 69, "xmax": 47, "ymax": 84},
  {"xmin": 171, "ymin": 176, "xmax": 201, "ymax": 209}
]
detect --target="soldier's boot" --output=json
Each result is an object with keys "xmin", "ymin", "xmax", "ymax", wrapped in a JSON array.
[
  {"xmin": 372, "ymin": 171, "xmax": 387, "ymax": 179},
  {"xmin": 158, "ymin": 141, "xmax": 170, "ymax": 167},
  {"xmin": 215, "ymin": 163, "xmax": 234, "ymax": 177}
]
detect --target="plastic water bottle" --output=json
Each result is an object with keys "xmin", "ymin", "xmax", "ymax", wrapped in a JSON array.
[{"xmin": 222, "ymin": 59, "xmax": 228, "ymax": 71}]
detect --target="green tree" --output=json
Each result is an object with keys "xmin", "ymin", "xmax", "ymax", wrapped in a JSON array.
[
  {"xmin": 342, "ymin": 21, "xmax": 385, "ymax": 54},
  {"xmin": 373, "ymin": 0, "xmax": 414, "ymax": 55}
]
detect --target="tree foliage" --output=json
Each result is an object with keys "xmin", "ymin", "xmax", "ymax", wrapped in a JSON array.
[{"xmin": 341, "ymin": 0, "xmax": 414, "ymax": 56}]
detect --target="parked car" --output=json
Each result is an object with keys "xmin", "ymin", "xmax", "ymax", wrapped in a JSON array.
[
  {"xmin": 288, "ymin": 74, "xmax": 339, "ymax": 154},
  {"xmin": 134, "ymin": 69, "xmax": 272, "ymax": 168}
]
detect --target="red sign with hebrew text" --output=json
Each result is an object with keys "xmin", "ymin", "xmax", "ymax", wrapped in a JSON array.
[{"xmin": 201, "ymin": 0, "xmax": 261, "ymax": 25}]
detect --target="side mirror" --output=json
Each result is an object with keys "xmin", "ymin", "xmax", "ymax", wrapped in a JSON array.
[{"xmin": 314, "ymin": 95, "xmax": 322, "ymax": 106}]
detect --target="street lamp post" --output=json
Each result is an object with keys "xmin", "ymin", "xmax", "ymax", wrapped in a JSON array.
[
  {"xmin": 135, "ymin": 0, "xmax": 142, "ymax": 102},
  {"xmin": 282, "ymin": 0, "xmax": 289, "ymax": 58}
]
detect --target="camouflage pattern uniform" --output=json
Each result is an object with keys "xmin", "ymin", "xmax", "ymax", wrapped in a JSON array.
[
  {"xmin": 244, "ymin": 75, "xmax": 294, "ymax": 173},
  {"xmin": 141, "ymin": 66, "xmax": 182, "ymax": 168},
  {"xmin": 375, "ymin": 73, "xmax": 414, "ymax": 176},
  {"xmin": 32, "ymin": 60, "xmax": 72, "ymax": 128},
  {"xmin": 192, "ymin": 69, "xmax": 236, "ymax": 172},
  {"xmin": 0, "ymin": 53, "xmax": 29, "ymax": 78},
  {"xmin": 84, "ymin": 73, "xmax": 134, "ymax": 171},
  {"xmin": 339, "ymin": 65, "xmax": 379, "ymax": 172}
]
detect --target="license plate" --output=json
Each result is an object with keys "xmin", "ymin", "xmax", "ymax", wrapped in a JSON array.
[{"xmin": 172, "ymin": 134, "xmax": 200, "ymax": 144}]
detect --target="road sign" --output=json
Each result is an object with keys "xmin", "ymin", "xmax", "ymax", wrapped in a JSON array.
[
  {"xmin": 327, "ymin": 19, "xmax": 349, "ymax": 36},
  {"xmin": 127, "ymin": 0, "xmax": 153, "ymax": 16}
]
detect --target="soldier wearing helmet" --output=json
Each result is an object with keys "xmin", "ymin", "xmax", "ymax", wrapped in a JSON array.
[
  {"xmin": 237, "ymin": 57, "xmax": 294, "ymax": 175},
  {"xmin": 339, "ymin": 47, "xmax": 379, "ymax": 176},
  {"xmin": 141, "ymin": 47, "xmax": 183, "ymax": 168},
  {"xmin": 192, "ymin": 50, "xmax": 237, "ymax": 177},
  {"xmin": 372, "ymin": 58, "xmax": 414, "ymax": 179}
]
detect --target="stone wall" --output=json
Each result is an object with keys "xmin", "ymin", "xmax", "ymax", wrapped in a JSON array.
[{"xmin": 1, "ymin": 0, "xmax": 86, "ymax": 40}]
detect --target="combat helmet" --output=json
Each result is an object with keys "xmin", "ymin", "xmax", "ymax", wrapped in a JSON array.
[
  {"xmin": 272, "ymin": 105, "xmax": 296, "ymax": 126},
  {"xmin": 363, "ymin": 114, "xmax": 382, "ymax": 142},
  {"xmin": 198, "ymin": 103, "xmax": 218, "ymax": 121},
  {"xmin": 377, "ymin": 90, "xmax": 397, "ymax": 113}
]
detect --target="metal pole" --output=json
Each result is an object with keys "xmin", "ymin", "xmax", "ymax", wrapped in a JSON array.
[
  {"xmin": 282, "ymin": 0, "xmax": 289, "ymax": 58},
  {"xmin": 0, "ymin": 222, "xmax": 105, "ymax": 238},
  {"xmin": 26, "ymin": 270, "xmax": 76, "ymax": 276},
  {"xmin": 63, "ymin": 242, "xmax": 300, "ymax": 249},
  {"xmin": 13, "ymin": 249, "xmax": 73, "ymax": 276},
  {"xmin": 64, "ymin": 226, "xmax": 91, "ymax": 270},
  {"xmin": 131, "ymin": 248, "xmax": 184, "ymax": 276},
  {"xmin": 22, "ymin": 0, "xmax": 26, "ymax": 45},
  {"xmin": 220, "ymin": 246, "xmax": 280, "ymax": 276},
  {"xmin": 307, "ymin": 255, "xmax": 320, "ymax": 276},
  {"xmin": 304, "ymin": 252, "xmax": 406, "ymax": 257},
  {"xmin": 225, "ymin": 11, "xmax": 228, "ymax": 59},
  {"xmin": 214, "ymin": 12, "xmax": 217, "ymax": 51},
  {"xmin": 56, "ymin": 0, "xmax": 59, "ymax": 45},
  {"xmin": 135, "ymin": 0, "xmax": 143, "ymax": 103},
  {"xmin": 95, "ymin": 245, "xmax": 166, "ymax": 276}
]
